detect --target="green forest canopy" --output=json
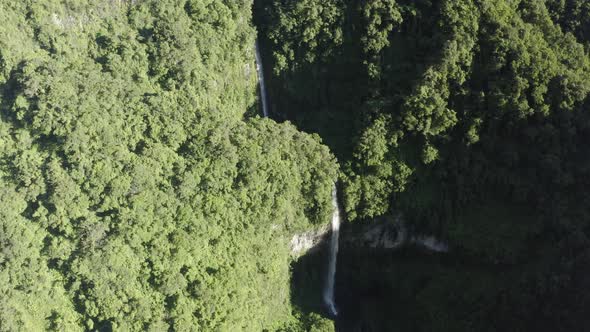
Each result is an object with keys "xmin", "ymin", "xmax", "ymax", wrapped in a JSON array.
[
  {"xmin": 0, "ymin": 1, "xmax": 337, "ymax": 331},
  {"xmin": 2, "ymin": 0, "xmax": 590, "ymax": 331},
  {"xmin": 256, "ymin": 0, "xmax": 590, "ymax": 330},
  {"xmin": 257, "ymin": 0, "xmax": 590, "ymax": 251}
]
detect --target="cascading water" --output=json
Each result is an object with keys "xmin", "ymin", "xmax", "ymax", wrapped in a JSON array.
[
  {"xmin": 323, "ymin": 188, "xmax": 341, "ymax": 316},
  {"xmin": 254, "ymin": 39, "xmax": 269, "ymax": 117},
  {"xmin": 255, "ymin": 37, "xmax": 340, "ymax": 317}
]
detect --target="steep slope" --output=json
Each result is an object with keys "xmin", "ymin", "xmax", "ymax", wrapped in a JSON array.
[
  {"xmin": 0, "ymin": 1, "xmax": 337, "ymax": 330},
  {"xmin": 256, "ymin": 0, "xmax": 590, "ymax": 330}
]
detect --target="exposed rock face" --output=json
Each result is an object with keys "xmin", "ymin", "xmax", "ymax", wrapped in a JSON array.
[
  {"xmin": 410, "ymin": 235, "xmax": 449, "ymax": 252},
  {"xmin": 340, "ymin": 215, "xmax": 449, "ymax": 253},
  {"xmin": 289, "ymin": 224, "xmax": 330, "ymax": 256},
  {"xmin": 340, "ymin": 215, "xmax": 406, "ymax": 249},
  {"xmin": 289, "ymin": 214, "xmax": 449, "ymax": 256}
]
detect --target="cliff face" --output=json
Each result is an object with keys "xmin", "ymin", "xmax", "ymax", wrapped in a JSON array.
[
  {"xmin": 289, "ymin": 214, "xmax": 405, "ymax": 257},
  {"xmin": 340, "ymin": 215, "xmax": 406, "ymax": 250},
  {"xmin": 339, "ymin": 215, "xmax": 448, "ymax": 252},
  {"xmin": 291, "ymin": 213, "xmax": 448, "ymax": 256},
  {"xmin": 290, "ymin": 224, "xmax": 331, "ymax": 256}
]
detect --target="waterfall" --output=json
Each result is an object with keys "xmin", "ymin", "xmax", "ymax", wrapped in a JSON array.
[
  {"xmin": 323, "ymin": 188, "xmax": 341, "ymax": 316},
  {"xmin": 255, "ymin": 37, "xmax": 340, "ymax": 316},
  {"xmin": 254, "ymin": 39, "xmax": 269, "ymax": 117}
]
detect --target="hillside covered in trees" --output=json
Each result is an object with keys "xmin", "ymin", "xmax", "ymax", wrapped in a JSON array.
[
  {"xmin": 0, "ymin": 1, "xmax": 337, "ymax": 330},
  {"xmin": 255, "ymin": 0, "xmax": 590, "ymax": 330},
  {"xmin": 3, "ymin": 0, "xmax": 590, "ymax": 331}
]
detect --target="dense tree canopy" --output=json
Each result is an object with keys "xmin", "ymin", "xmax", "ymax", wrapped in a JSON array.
[
  {"xmin": 258, "ymin": 0, "xmax": 590, "ymax": 241},
  {"xmin": 0, "ymin": 1, "xmax": 337, "ymax": 330},
  {"xmin": 257, "ymin": 0, "xmax": 590, "ymax": 329},
  {"xmin": 4, "ymin": 0, "xmax": 590, "ymax": 330}
]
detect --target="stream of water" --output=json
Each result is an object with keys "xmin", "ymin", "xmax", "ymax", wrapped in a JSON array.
[
  {"xmin": 323, "ymin": 188, "xmax": 341, "ymax": 316},
  {"xmin": 255, "ymin": 38, "xmax": 340, "ymax": 317},
  {"xmin": 255, "ymin": 39, "xmax": 269, "ymax": 117}
]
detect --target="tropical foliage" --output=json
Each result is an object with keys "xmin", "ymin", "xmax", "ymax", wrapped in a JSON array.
[
  {"xmin": 0, "ymin": 1, "xmax": 337, "ymax": 330},
  {"xmin": 258, "ymin": 0, "xmax": 590, "ymax": 329}
]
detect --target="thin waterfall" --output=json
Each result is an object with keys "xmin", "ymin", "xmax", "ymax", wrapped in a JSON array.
[
  {"xmin": 324, "ymin": 187, "xmax": 341, "ymax": 316},
  {"xmin": 255, "ymin": 37, "xmax": 340, "ymax": 317},
  {"xmin": 254, "ymin": 39, "xmax": 269, "ymax": 117}
]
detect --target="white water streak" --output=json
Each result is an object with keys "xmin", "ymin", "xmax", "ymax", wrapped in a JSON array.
[
  {"xmin": 323, "ymin": 188, "xmax": 341, "ymax": 316},
  {"xmin": 255, "ymin": 39, "xmax": 269, "ymax": 117},
  {"xmin": 255, "ymin": 37, "xmax": 340, "ymax": 316}
]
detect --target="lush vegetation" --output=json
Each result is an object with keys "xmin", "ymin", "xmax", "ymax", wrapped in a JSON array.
[
  {"xmin": 256, "ymin": 0, "xmax": 590, "ymax": 330},
  {"xmin": 3, "ymin": 0, "xmax": 590, "ymax": 330},
  {"xmin": 0, "ymin": 1, "xmax": 338, "ymax": 330}
]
